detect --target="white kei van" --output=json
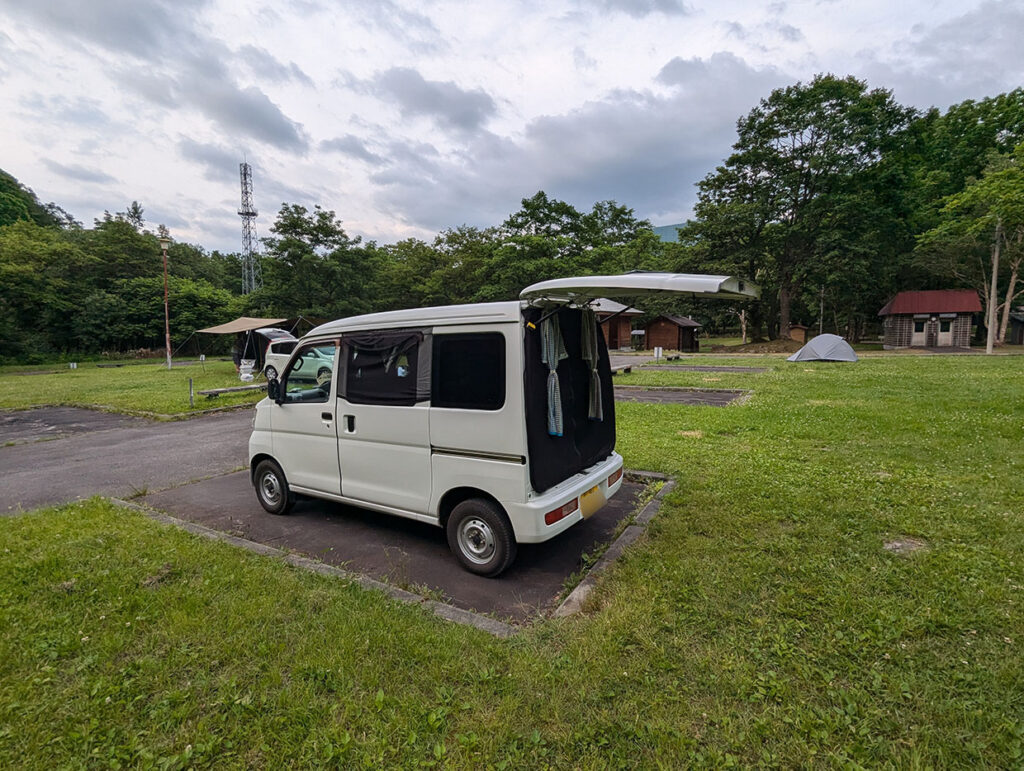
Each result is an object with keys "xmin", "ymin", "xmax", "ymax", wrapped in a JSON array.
[{"xmin": 248, "ymin": 273, "xmax": 758, "ymax": 576}]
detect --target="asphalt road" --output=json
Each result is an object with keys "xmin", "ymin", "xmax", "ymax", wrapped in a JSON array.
[{"xmin": 2, "ymin": 407, "xmax": 253, "ymax": 513}]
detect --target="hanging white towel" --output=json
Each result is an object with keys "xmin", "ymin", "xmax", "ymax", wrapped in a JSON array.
[
  {"xmin": 540, "ymin": 314, "xmax": 568, "ymax": 436},
  {"xmin": 581, "ymin": 309, "xmax": 603, "ymax": 421}
]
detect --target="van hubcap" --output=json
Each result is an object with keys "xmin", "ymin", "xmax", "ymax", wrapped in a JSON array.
[
  {"xmin": 260, "ymin": 472, "xmax": 281, "ymax": 505},
  {"xmin": 458, "ymin": 518, "xmax": 495, "ymax": 565}
]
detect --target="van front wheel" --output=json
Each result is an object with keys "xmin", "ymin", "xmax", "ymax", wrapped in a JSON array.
[
  {"xmin": 446, "ymin": 499, "xmax": 517, "ymax": 577},
  {"xmin": 254, "ymin": 459, "xmax": 295, "ymax": 515}
]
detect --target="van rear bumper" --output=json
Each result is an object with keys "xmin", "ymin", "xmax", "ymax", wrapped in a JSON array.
[{"xmin": 503, "ymin": 452, "xmax": 624, "ymax": 543}]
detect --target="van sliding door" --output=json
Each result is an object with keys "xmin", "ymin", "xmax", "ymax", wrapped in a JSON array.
[{"xmin": 336, "ymin": 330, "xmax": 432, "ymax": 514}]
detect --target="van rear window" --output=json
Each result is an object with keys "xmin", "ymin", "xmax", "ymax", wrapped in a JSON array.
[{"xmin": 432, "ymin": 333, "xmax": 505, "ymax": 410}]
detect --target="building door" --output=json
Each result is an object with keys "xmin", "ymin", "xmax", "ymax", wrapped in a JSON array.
[
  {"xmin": 937, "ymin": 318, "xmax": 953, "ymax": 347},
  {"xmin": 911, "ymin": 318, "xmax": 927, "ymax": 347}
]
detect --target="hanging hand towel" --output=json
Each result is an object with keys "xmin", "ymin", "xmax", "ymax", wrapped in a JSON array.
[
  {"xmin": 540, "ymin": 313, "xmax": 568, "ymax": 436},
  {"xmin": 581, "ymin": 308, "xmax": 603, "ymax": 421}
]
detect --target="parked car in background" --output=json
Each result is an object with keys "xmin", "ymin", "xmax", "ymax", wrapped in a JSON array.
[{"xmin": 256, "ymin": 328, "xmax": 297, "ymax": 380}]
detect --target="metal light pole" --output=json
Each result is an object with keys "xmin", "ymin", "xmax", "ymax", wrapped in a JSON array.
[{"xmin": 159, "ymin": 232, "xmax": 172, "ymax": 369}]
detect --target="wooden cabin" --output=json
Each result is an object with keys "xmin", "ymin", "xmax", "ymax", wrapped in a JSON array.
[
  {"xmin": 593, "ymin": 298, "xmax": 643, "ymax": 351},
  {"xmin": 643, "ymin": 315, "xmax": 701, "ymax": 352}
]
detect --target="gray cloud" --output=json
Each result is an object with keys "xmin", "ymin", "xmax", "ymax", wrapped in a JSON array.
[
  {"xmin": 20, "ymin": 94, "xmax": 112, "ymax": 127},
  {"xmin": 770, "ymin": 22, "xmax": 803, "ymax": 42},
  {"xmin": 577, "ymin": 0, "xmax": 690, "ymax": 17},
  {"xmin": 1, "ymin": 0, "xmax": 207, "ymax": 59},
  {"xmin": 859, "ymin": 0, "xmax": 1024, "ymax": 109},
  {"xmin": 237, "ymin": 45, "xmax": 314, "ymax": 87},
  {"xmin": 362, "ymin": 67, "xmax": 497, "ymax": 133},
  {"xmin": 320, "ymin": 134, "xmax": 386, "ymax": 166},
  {"xmin": 42, "ymin": 159, "xmax": 118, "ymax": 185},
  {"xmin": 6, "ymin": 0, "xmax": 308, "ymax": 153},
  {"xmin": 348, "ymin": 0, "xmax": 444, "ymax": 54},
  {"xmin": 573, "ymin": 46, "xmax": 598, "ymax": 71},
  {"xmin": 370, "ymin": 53, "xmax": 789, "ymax": 232},
  {"xmin": 178, "ymin": 139, "xmax": 241, "ymax": 182}
]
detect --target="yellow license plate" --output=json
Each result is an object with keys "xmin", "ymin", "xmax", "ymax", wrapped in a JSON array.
[{"xmin": 580, "ymin": 485, "xmax": 605, "ymax": 519}]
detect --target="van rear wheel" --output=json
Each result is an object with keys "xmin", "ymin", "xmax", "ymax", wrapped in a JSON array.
[
  {"xmin": 254, "ymin": 459, "xmax": 295, "ymax": 515},
  {"xmin": 446, "ymin": 499, "xmax": 516, "ymax": 577}
]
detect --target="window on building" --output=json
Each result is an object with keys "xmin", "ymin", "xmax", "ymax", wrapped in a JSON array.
[
  {"xmin": 344, "ymin": 332, "xmax": 420, "ymax": 406},
  {"xmin": 940, "ymin": 320, "xmax": 951, "ymax": 333},
  {"xmin": 914, "ymin": 320, "xmax": 925, "ymax": 333},
  {"xmin": 432, "ymin": 333, "xmax": 505, "ymax": 410}
]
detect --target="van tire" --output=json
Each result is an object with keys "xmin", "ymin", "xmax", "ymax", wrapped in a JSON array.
[
  {"xmin": 446, "ymin": 499, "xmax": 517, "ymax": 577},
  {"xmin": 254, "ymin": 459, "xmax": 295, "ymax": 515}
]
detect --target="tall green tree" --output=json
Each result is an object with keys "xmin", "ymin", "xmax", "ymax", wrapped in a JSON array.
[
  {"xmin": 917, "ymin": 144, "xmax": 1024, "ymax": 345},
  {"xmin": 0, "ymin": 221, "xmax": 96, "ymax": 360},
  {"xmin": 253, "ymin": 204, "xmax": 373, "ymax": 319},
  {"xmin": 691, "ymin": 75, "xmax": 916, "ymax": 337}
]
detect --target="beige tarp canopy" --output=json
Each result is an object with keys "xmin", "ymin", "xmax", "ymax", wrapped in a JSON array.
[{"xmin": 197, "ymin": 317, "xmax": 288, "ymax": 335}]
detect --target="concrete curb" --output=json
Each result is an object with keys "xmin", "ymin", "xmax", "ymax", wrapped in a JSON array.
[
  {"xmin": 552, "ymin": 472, "xmax": 674, "ymax": 618},
  {"xmin": 111, "ymin": 498, "xmax": 519, "ymax": 639}
]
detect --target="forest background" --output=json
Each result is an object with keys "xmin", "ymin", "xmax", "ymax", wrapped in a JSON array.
[{"xmin": 2, "ymin": 75, "xmax": 1022, "ymax": 363}]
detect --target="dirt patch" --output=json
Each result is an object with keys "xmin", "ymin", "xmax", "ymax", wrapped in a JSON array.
[
  {"xmin": 711, "ymin": 339, "xmax": 802, "ymax": 354},
  {"xmin": 883, "ymin": 537, "xmax": 928, "ymax": 555},
  {"xmin": 615, "ymin": 387, "xmax": 747, "ymax": 406},
  {"xmin": 678, "ymin": 430, "xmax": 704, "ymax": 438}
]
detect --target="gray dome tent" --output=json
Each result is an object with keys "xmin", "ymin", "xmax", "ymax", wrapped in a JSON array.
[{"xmin": 787, "ymin": 333, "xmax": 858, "ymax": 362}]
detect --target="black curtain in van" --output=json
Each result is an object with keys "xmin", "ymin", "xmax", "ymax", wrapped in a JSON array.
[{"xmin": 523, "ymin": 306, "xmax": 616, "ymax": 494}]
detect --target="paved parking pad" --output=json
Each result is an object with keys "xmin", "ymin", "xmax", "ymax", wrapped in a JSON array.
[
  {"xmin": 143, "ymin": 472, "xmax": 646, "ymax": 622},
  {"xmin": 615, "ymin": 386, "xmax": 746, "ymax": 406},
  {"xmin": 0, "ymin": 407, "xmax": 145, "ymax": 445}
]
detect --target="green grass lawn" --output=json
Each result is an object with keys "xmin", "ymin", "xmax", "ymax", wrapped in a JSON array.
[
  {"xmin": 1, "ymin": 355, "xmax": 1023, "ymax": 766},
  {"xmin": 0, "ymin": 359, "xmax": 263, "ymax": 416}
]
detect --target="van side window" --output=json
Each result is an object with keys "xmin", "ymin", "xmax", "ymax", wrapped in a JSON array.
[
  {"xmin": 432, "ymin": 333, "xmax": 505, "ymax": 410},
  {"xmin": 344, "ymin": 333, "xmax": 420, "ymax": 406},
  {"xmin": 284, "ymin": 342, "xmax": 337, "ymax": 403}
]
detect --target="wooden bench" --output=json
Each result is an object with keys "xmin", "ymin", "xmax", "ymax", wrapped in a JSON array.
[
  {"xmin": 197, "ymin": 383, "xmax": 267, "ymax": 399},
  {"xmin": 610, "ymin": 366, "xmax": 632, "ymax": 376}
]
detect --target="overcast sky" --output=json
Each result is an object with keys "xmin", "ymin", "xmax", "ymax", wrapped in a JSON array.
[{"xmin": 2, "ymin": 0, "xmax": 1022, "ymax": 253}]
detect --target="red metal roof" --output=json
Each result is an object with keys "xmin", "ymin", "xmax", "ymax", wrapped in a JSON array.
[{"xmin": 878, "ymin": 290, "xmax": 982, "ymax": 316}]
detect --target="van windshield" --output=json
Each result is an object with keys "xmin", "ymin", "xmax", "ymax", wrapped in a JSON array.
[{"xmin": 522, "ymin": 306, "xmax": 615, "ymax": 493}]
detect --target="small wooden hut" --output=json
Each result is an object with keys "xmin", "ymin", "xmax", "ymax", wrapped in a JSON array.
[{"xmin": 643, "ymin": 315, "xmax": 701, "ymax": 353}]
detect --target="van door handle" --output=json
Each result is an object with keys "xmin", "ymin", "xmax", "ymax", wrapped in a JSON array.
[
  {"xmin": 321, "ymin": 411, "xmax": 333, "ymax": 421},
  {"xmin": 344, "ymin": 415, "xmax": 355, "ymax": 433}
]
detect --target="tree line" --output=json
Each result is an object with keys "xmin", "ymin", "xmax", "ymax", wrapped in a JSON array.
[{"xmin": 1, "ymin": 75, "xmax": 1022, "ymax": 363}]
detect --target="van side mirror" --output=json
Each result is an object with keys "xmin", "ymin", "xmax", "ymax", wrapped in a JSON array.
[{"xmin": 267, "ymin": 378, "xmax": 283, "ymax": 404}]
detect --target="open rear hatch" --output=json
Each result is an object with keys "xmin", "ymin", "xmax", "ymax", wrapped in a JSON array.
[
  {"xmin": 519, "ymin": 273, "xmax": 759, "ymax": 494},
  {"xmin": 520, "ymin": 272, "xmax": 759, "ymax": 306}
]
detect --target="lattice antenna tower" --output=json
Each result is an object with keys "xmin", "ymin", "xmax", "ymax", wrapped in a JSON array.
[{"xmin": 239, "ymin": 161, "xmax": 261, "ymax": 293}]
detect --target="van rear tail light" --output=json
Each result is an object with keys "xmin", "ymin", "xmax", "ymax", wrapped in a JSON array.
[
  {"xmin": 544, "ymin": 498, "xmax": 579, "ymax": 526},
  {"xmin": 607, "ymin": 468, "xmax": 623, "ymax": 487}
]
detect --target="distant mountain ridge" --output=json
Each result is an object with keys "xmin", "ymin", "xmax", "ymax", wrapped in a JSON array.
[{"xmin": 652, "ymin": 223, "xmax": 685, "ymax": 242}]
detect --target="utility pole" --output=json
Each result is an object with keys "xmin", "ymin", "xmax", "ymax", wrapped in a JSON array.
[{"xmin": 159, "ymin": 228, "xmax": 172, "ymax": 369}]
